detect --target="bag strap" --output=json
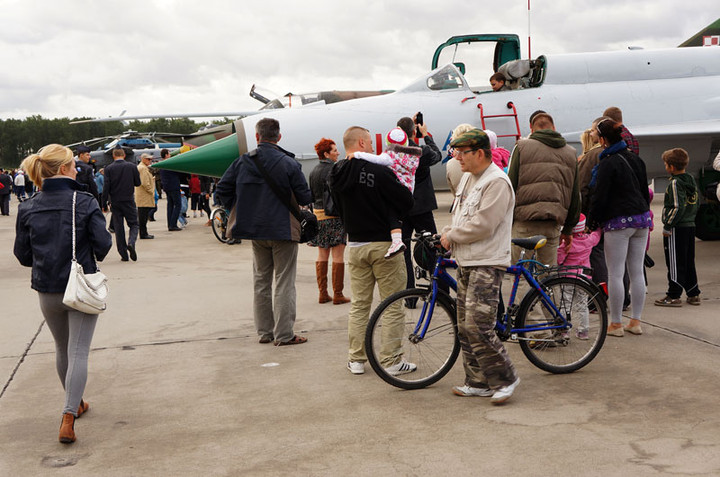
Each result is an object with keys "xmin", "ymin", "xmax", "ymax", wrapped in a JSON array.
[
  {"xmin": 248, "ymin": 149, "xmax": 303, "ymax": 222},
  {"xmin": 71, "ymin": 191, "xmax": 77, "ymax": 262}
]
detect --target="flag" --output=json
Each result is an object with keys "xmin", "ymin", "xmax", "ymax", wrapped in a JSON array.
[{"xmin": 703, "ymin": 35, "xmax": 720, "ymax": 46}]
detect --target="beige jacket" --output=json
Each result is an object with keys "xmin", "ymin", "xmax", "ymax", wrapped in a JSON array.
[
  {"xmin": 135, "ymin": 163, "xmax": 156, "ymax": 208},
  {"xmin": 442, "ymin": 163, "xmax": 514, "ymax": 267}
]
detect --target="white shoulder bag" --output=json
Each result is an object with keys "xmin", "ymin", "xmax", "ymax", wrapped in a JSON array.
[{"xmin": 62, "ymin": 191, "xmax": 109, "ymax": 314}]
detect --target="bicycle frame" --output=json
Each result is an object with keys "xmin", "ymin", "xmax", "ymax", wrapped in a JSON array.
[
  {"xmin": 412, "ymin": 250, "xmax": 574, "ymax": 343},
  {"xmin": 411, "ymin": 257, "xmax": 456, "ymax": 342}
]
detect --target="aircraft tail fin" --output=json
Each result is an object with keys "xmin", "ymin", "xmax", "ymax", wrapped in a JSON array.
[{"xmin": 679, "ymin": 18, "xmax": 720, "ymax": 47}]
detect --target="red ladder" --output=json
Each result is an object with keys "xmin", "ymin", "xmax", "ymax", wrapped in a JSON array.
[{"xmin": 477, "ymin": 101, "xmax": 521, "ymax": 142}]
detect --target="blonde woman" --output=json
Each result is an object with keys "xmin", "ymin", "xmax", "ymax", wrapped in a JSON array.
[{"xmin": 14, "ymin": 144, "xmax": 112, "ymax": 444}]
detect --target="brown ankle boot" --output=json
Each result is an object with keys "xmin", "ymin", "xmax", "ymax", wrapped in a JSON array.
[
  {"xmin": 59, "ymin": 413, "xmax": 76, "ymax": 444},
  {"xmin": 332, "ymin": 263, "xmax": 351, "ymax": 304},
  {"xmin": 77, "ymin": 400, "xmax": 89, "ymax": 418},
  {"xmin": 316, "ymin": 261, "xmax": 332, "ymax": 303}
]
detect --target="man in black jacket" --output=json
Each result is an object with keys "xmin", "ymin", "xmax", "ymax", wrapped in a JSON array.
[
  {"xmin": 396, "ymin": 115, "xmax": 442, "ymax": 293},
  {"xmin": 0, "ymin": 169, "xmax": 12, "ymax": 215},
  {"xmin": 75, "ymin": 145, "xmax": 99, "ymax": 203},
  {"xmin": 102, "ymin": 147, "xmax": 141, "ymax": 261},
  {"xmin": 159, "ymin": 149, "xmax": 182, "ymax": 231},
  {"xmin": 330, "ymin": 126, "xmax": 415, "ymax": 376}
]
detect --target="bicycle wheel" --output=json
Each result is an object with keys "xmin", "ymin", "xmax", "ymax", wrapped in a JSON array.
[
  {"xmin": 516, "ymin": 276, "xmax": 607, "ymax": 374},
  {"xmin": 210, "ymin": 208, "xmax": 230, "ymax": 243},
  {"xmin": 365, "ymin": 288, "xmax": 460, "ymax": 390}
]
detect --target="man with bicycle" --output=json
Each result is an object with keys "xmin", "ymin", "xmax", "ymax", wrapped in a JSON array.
[{"xmin": 440, "ymin": 129, "xmax": 520, "ymax": 404}]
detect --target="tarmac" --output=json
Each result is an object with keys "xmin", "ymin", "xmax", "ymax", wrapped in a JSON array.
[{"xmin": 1, "ymin": 191, "xmax": 719, "ymax": 476}]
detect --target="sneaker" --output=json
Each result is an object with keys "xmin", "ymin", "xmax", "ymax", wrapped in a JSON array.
[
  {"xmin": 452, "ymin": 385, "xmax": 493, "ymax": 397},
  {"xmin": 576, "ymin": 328, "xmax": 589, "ymax": 340},
  {"xmin": 347, "ymin": 361, "xmax": 365, "ymax": 375},
  {"xmin": 384, "ymin": 241, "xmax": 406, "ymax": 259},
  {"xmin": 687, "ymin": 296, "xmax": 701, "ymax": 306},
  {"xmin": 491, "ymin": 378, "xmax": 520, "ymax": 404},
  {"xmin": 384, "ymin": 359, "xmax": 417, "ymax": 376},
  {"xmin": 654, "ymin": 296, "xmax": 682, "ymax": 307}
]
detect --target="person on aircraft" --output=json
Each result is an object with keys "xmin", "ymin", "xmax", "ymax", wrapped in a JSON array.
[
  {"xmin": 308, "ymin": 137, "xmax": 350, "ymax": 305},
  {"xmin": 490, "ymin": 72, "xmax": 510, "ymax": 92},
  {"xmin": 603, "ymin": 106, "xmax": 639, "ymax": 155},
  {"xmin": 353, "ymin": 127, "xmax": 421, "ymax": 258}
]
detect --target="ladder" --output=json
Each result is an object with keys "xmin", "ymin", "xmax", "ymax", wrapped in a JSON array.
[{"xmin": 477, "ymin": 101, "xmax": 521, "ymax": 142}]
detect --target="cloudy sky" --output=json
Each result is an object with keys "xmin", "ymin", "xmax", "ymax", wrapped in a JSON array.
[{"xmin": 1, "ymin": 0, "xmax": 717, "ymax": 121}]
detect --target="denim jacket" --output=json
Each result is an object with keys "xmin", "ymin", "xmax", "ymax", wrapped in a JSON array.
[{"xmin": 14, "ymin": 177, "xmax": 112, "ymax": 293}]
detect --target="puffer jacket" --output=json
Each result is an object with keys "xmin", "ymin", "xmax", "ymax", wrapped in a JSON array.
[
  {"xmin": 215, "ymin": 142, "xmax": 312, "ymax": 241},
  {"xmin": 14, "ymin": 177, "xmax": 112, "ymax": 293},
  {"xmin": 508, "ymin": 129, "xmax": 580, "ymax": 233}
]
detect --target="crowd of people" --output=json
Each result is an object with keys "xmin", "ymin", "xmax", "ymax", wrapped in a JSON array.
[{"xmin": 9, "ymin": 103, "xmax": 709, "ymax": 444}]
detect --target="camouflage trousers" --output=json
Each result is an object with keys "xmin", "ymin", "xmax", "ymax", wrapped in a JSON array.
[{"xmin": 456, "ymin": 266, "xmax": 517, "ymax": 389}]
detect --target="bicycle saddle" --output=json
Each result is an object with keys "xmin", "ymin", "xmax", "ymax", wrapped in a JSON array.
[{"xmin": 511, "ymin": 235, "xmax": 547, "ymax": 250}]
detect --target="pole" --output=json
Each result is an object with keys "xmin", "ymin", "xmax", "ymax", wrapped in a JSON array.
[{"xmin": 527, "ymin": 0, "xmax": 532, "ymax": 60}]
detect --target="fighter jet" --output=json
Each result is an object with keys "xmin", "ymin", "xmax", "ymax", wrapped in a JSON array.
[{"xmin": 154, "ymin": 28, "xmax": 720, "ymax": 184}]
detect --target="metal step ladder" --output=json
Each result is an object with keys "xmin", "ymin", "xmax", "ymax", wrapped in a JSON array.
[{"xmin": 477, "ymin": 101, "xmax": 521, "ymax": 142}]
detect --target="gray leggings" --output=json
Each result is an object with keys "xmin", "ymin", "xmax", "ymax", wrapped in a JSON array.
[
  {"xmin": 38, "ymin": 293, "xmax": 98, "ymax": 416},
  {"xmin": 604, "ymin": 227, "xmax": 649, "ymax": 324}
]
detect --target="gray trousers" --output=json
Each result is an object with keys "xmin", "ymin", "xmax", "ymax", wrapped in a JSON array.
[
  {"xmin": 252, "ymin": 240, "xmax": 298, "ymax": 343},
  {"xmin": 39, "ymin": 293, "xmax": 98, "ymax": 416}
]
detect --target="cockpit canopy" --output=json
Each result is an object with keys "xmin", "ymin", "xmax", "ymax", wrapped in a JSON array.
[{"xmin": 397, "ymin": 64, "xmax": 470, "ymax": 94}]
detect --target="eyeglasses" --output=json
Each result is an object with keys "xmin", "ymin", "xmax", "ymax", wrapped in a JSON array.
[{"xmin": 454, "ymin": 148, "xmax": 479, "ymax": 157}]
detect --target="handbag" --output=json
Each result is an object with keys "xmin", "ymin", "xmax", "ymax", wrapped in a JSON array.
[
  {"xmin": 322, "ymin": 178, "xmax": 340, "ymax": 218},
  {"xmin": 62, "ymin": 191, "xmax": 109, "ymax": 314},
  {"xmin": 248, "ymin": 149, "xmax": 318, "ymax": 243}
]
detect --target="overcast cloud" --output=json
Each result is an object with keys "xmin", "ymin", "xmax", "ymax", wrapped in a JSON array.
[{"xmin": 0, "ymin": 0, "xmax": 717, "ymax": 120}]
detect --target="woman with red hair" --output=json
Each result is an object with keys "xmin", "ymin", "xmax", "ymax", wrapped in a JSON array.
[{"xmin": 308, "ymin": 138, "xmax": 350, "ymax": 304}]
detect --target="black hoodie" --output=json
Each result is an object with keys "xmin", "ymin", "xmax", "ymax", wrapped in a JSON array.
[{"xmin": 329, "ymin": 157, "xmax": 414, "ymax": 242}]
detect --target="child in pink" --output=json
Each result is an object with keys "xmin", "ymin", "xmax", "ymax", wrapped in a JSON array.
[
  {"xmin": 557, "ymin": 214, "xmax": 602, "ymax": 339},
  {"xmin": 485, "ymin": 129, "xmax": 511, "ymax": 170},
  {"xmin": 354, "ymin": 127, "xmax": 422, "ymax": 258}
]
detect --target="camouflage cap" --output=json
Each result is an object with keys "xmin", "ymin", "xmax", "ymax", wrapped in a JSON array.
[{"xmin": 449, "ymin": 128, "xmax": 490, "ymax": 149}]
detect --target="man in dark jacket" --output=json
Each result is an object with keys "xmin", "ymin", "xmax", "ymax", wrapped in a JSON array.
[
  {"xmin": 396, "ymin": 115, "xmax": 442, "ymax": 292},
  {"xmin": 216, "ymin": 118, "xmax": 312, "ymax": 346},
  {"xmin": 159, "ymin": 149, "xmax": 182, "ymax": 231},
  {"xmin": 75, "ymin": 145, "xmax": 99, "ymax": 203},
  {"xmin": 0, "ymin": 168, "xmax": 12, "ymax": 216},
  {"xmin": 102, "ymin": 147, "xmax": 141, "ymax": 261},
  {"xmin": 330, "ymin": 126, "xmax": 415, "ymax": 376}
]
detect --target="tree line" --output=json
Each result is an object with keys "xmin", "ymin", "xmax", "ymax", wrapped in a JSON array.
[{"xmin": 0, "ymin": 116, "xmax": 230, "ymax": 169}]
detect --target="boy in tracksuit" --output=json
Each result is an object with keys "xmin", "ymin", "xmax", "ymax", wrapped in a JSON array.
[{"xmin": 655, "ymin": 148, "xmax": 701, "ymax": 307}]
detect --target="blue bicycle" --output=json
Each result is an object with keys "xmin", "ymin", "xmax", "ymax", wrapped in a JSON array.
[{"xmin": 365, "ymin": 233, "xmax": 608, "ymax": 389}]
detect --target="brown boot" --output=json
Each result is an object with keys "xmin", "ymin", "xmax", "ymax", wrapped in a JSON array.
[
  {"xmin": 332, "ymin": 263, "xmax": 351, "ymax": 304},
  {"xmin": 316, "ymin": 261, "xmax": 332, "ymax": 303},
  {"xmin": 59, "ymin": 413, "xmax": 76, "ymax": 444}
]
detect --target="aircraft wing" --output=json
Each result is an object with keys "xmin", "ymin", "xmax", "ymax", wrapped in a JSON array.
[{"xmin": 69, "ymin": 111, "xmax": 261, "ymax": 124}]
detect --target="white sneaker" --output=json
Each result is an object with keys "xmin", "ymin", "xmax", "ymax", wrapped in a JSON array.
[
  {"xmin": 347, "ymin": 361, "xmax": 364, "ymax": 375},
  {"xmin": 452, "ymin": 385, "xmax": 493, "ymax": 397},
  {"xmin": 491, "ymin": 378, "xmax": 520, "ymax": 404},
  {"xmin": 384, "ymin": 359, "xmax": 417, "ymax": 376}
]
